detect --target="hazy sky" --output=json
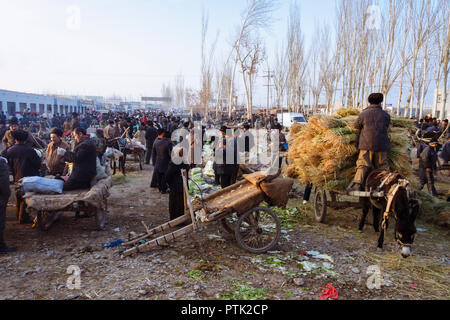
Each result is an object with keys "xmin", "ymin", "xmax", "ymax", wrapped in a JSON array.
[{"xmin": 0, "ymin": 0, "xmax": 338, "ymax": 105}]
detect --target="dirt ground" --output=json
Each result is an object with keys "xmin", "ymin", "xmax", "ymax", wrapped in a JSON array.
[{"xmin": 0, "ymin": 162, "xmax": 449, "ymax": 300}]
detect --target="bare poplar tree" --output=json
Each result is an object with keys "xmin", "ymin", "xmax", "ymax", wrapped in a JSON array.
[
  {"xmin": 174, "ymin": 73, "xmax": 185, "ymax": 109},
  {"xmin": 237, "ymin": 34, "xmax": 266, "ymax": 120},
  {"xmin": 285, "ymin": 2, "xmax": 309, "ymax": 113},
  {"xmin": 200, "ymin": 10, "xmax": 218, "ymax": 118},
  {"xmin": 226, "ymin": 0, "xmax": 278, "ymax": 120},
  {"xmin": 404, "ymin": 0, "xmax": 438, "ymax": 118}
]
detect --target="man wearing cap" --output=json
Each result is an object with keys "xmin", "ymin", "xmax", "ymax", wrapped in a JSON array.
[
  {"xmin": 2, "ymin": 130, "xmax": 41, "ymax": 224},
  {"xmin": 216, "ymin": 126, "xmax": 238, "ymax": 189},
  {"xmin": 104, "ymin": 120, "xmax": 121, "ymax": 140},
  {"xmin": 152, "ymin": 131, "xmax": 173, "ymax": 194},
  {"xmin": 418, "ymin": 140, "xmax": 439, "ymax": 197},
  {"xmin": 2, "ymin": 117, "xmax": 42, "ymax": 150},
  {"xmin": 45, "ymin": 128, "xmax": 70, "ymax": 176},
  {"xmin": 348, "ymin": 93, "xmax": 391, "ymax": 191},
  {"xmin": 145, "ymin": 121, "xmax": 158, "ymax": 165}
]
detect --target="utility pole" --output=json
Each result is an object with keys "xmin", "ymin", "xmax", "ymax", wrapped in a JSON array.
[{"xmin": 263, "ymin": 69, "xmax": 274, "ymax": 113}]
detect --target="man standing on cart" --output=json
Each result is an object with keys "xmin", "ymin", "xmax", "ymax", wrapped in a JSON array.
[{"xmin": 348, "ymin": 93, "xmax": 391, "ymax": 192}]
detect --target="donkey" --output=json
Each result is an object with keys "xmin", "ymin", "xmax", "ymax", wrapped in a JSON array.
[{"xmin": 358, "ymin": 169, "xmax": 420, "ymax": 258}]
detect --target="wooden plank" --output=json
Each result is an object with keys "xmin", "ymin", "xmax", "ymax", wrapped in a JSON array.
[
  {"xmin": 122, "ymin": 224, "xmax": 195, "ymax": 256},
  {"xmin": 347, "ymin": 190, "xmax": 384, "ymax": 198},
  {"xmin": 122, "ymin": 215, "xmax": 190, "ymax": 246}
]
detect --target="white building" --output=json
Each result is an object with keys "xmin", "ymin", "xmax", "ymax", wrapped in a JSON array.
[
  {"xmin": 433, "ymin": 89, "xmax": 449, "ymax": 120},
  {"xmin": 0, "ymin": 89, "xmax": 86, "ymax": 118}
]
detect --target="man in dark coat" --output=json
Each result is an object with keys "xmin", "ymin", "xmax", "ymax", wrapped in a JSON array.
[
  {"xmin": 2, "ymin": 130, "xmax": 41, "ymax": 182},
  {"xmin": 349, "ymin": 93, "xmax": 391, "ymax": 191},
  {"xmin": 0, "ymin": 120, "xmax": 7, "ymax": 144},
  {"xmin": 216, "ymin": 126, "xmax": 238, "ymax": 189},
  {"xmin": 440, "ymin": 136, "xmax": 450, "ymax": 164},
  {"xmin": 2, "ymin": 130, "xmax": 41, "ymax": 224},
  {"xmin": 150, "ymin": 129, "xmax": 165, "ymax": 188},
  {"xmin": 152, "ymin": 131, "xmax": 173, "ymax": 194},
  {"xmin": 165, "ymin": 150, "xmax": 190, "ymax": 220},
  {"xmin": 145, "ymin": 121, "xmax": 158, "ymax": 165},
  {"xmin": 0, "ymin": 155, "xmax": 15, "ymax": 253},
  {"xmin": 58, "ymin": 127, "xmax": 97, "ymax": 191},
  {"xmin": 2, "ymin": 117, "xmax": 42, "ymax": 150},
  {"xmin": 418, "ymin": 141, "xmax": 439, "ymax": 197}
]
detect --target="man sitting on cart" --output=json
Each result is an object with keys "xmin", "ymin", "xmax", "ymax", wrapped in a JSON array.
[
  {"xmin": 348, "ymin": 93, "xmax": 391, "ymax": 192},
  {"xmin": 57, "ymin": 127, "xmax": 97, "ymax": 191}
]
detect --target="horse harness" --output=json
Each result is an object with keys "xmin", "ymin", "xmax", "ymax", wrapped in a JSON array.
[{"xmin": 374, "ymin": 172, "xmax": 411, "ymax": 244}]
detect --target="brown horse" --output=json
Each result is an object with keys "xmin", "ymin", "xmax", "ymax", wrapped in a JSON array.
[{"xmin": 359, "ymin": 169, "xmax": 420, "ymax": 258}]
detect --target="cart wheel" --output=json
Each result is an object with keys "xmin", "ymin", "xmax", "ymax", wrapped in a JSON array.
[
  {"xmin": 314, "ymin": 189, "xmax": 327, "ymax": 223},
  {"xmin": 37, "ymin": 211, "xmax": 55, "ymax": 231},
  {"xmin": 95, "ymin": 204, "xmax": 107, "ymax": 231},
  {"xmin": 221, "ymin": 213, "xmax": 239, "ymax": 234},
  {"xmin": 235, "ymin": 207, "xmax": 281, "ymax": 254}
]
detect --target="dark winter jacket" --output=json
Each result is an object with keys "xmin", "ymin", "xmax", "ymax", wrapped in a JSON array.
[
  {"xmin": 0, "ymin": 157, "xmax": 11, "ymax": 200},
  {"xmin": 354, "ymin": 104, "xmax": 391, "ymax": 152},
  {"xmin": 216, "ymin": 137, "xmax": 238, "ymax": 175},
  {"xmin": 145, "ymin": 126, "xmax": 158, "ymax": 148},
  {"xmin": 3, "ymin": 143, "xmax": 41, "ymax": 181},
  {"xmin": 152, "ymin": 138, "xmax": 173, "ymax": 173},
  {"xmin": 63, "ymin": 137, "xmax": 97, "ymax": 183},
  {"xmin": 165, "ymin": 162, "xmax": 190, "ymax": 193},
  {"xmin": 419, "ymin": 146, "xmax": 438, "ymax": 171},
  {"xmin": 440, "ymin": 140, "xmax": 450, "ymax": 163}
]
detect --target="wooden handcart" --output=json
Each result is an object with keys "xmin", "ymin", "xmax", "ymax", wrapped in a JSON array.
[
  {"xmin": 22, "ymin": 176, "xmax": 112, "ymax": 231},
  {"xmin": 121, "ymin": 170, "xmax": 293, "ymax": 256}
]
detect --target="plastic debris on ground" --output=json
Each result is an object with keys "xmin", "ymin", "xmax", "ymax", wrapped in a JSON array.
[
  {"xmin": 102, "ymin": 239, "xmax": 123, "ymax": 248},
  {"xmin": 207, "ymin": 234, "xmax": 225, "ymax": 242},
  {"xmin": 320, "ymin": 284, "xmax": 339, "ymax": 300}
]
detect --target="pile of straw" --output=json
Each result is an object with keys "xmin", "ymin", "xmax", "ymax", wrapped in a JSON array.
[
  {"xmin": 289, "ymin": 122, "xmax": 303, "ymax": 136},
  {"xmin": 285, "ymin": 115, "xmax": 414, "ymax": 192},
  {"xmin": 334, "ymin": 107, "xmax": 361, "ymax": 118}
]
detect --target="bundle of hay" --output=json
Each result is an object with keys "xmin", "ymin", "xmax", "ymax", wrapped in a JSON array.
[
  {"xmin": 289, "ymin": 122, "xmax": 303, "ymax": 136},
  {"xmin": 334, "ymin": 107, "xmax": 361, "ymax": 118},
  {"xmin": 285, "ymin": 115, "xmax": 414, "ymax": 192}
]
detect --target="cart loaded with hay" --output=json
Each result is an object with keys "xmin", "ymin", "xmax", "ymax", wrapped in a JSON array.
[
  {"xmin": 120, "ymin": 170, "xmax": 294, "ymax": 256},
  {"xmin": 285, "ymin": 113, "xmax": 421, "ymax": 257},
  {"xmin": 285, "ymin": 114, "xmax": 415, "ymax": 223}
]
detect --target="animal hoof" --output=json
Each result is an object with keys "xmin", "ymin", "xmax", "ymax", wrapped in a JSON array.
[
  {"xmin": 376, "ymin": 247, "xmax": 383, "ymax": 252},
  {"xmin": 358, "ymin": 229, "xmax": 363, "ymax": 233}
]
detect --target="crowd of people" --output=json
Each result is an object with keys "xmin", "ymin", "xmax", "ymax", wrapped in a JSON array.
[{"xmin": 0, "ymin": 104, "xmax": 448, "ymax": 255}]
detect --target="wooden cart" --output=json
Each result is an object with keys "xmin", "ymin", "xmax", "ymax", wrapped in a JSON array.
[
  {"xmin": 108, "ymin": 137, "xmax": 145, "ymax": 175},
  {"xmin": 120, "ymin": 170, "xmax": 293, "ymax": 256},
  {"xmin": 312, "ymin": 188, "xmax": 386, "ymax": 223},
  {"xmin": 22, "ymin": 176, "xmax": 112, "ymax": 231}
]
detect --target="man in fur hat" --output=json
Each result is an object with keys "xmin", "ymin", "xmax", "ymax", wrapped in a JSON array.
[{"xmin": 348, "ymin": 93, "xmax": 391, "ymax": 191}]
